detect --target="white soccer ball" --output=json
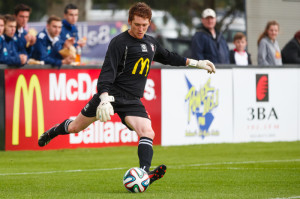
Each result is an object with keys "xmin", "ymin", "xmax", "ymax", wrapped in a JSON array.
[{"xmin": 123, "ymin": 167, "xmax": 150, "ymax": 193}]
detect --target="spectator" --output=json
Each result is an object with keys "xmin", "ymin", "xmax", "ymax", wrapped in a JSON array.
[
  {"xmin": 60, "ymin": 3, "xmax": 86, "ymax": 48},
  {"xmin": 257, "ymin": 20, "xmax": 282, "ymax": 66},
  {"xmin": 281, "ymin": 30, "xmax": 300, "ymax": 64},
  {"xmin": 191, "ymin": 8, "xmax": 230, "ymax": 64},
  {"xmin": 229, "ymin": 32, "xmax": 252, "ymax": 65},
  {"xmin": 0, "ymin": 15, "xmax": 4, "ymax": 36},
  {"xmin": 31, "ymin": 15, "xmax": 74, "ymax": 67},
  {"xmin": 0, "ymin": 15, "xmax": 27, "ymax": 66},
  {"xmin": 14, "ymin": 4, "xmax": 36, "ymax": 56}
]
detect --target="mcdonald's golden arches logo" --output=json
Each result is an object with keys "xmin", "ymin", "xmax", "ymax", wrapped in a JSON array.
[
  {"xmin": 132, "ymin": 58, "xmax": 150, "ymax": 76},
  {"xmin": 12, "ymin": 74, "xmax": 44, "ymax": 145}
]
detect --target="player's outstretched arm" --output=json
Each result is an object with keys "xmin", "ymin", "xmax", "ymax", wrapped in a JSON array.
[
  {"xmin": 96, "ymin": 92, "xmax": 115, "ymax": 122},
  {"xmin": 186, "ymin": 58, "xmax": 216, "ymax": 74}
]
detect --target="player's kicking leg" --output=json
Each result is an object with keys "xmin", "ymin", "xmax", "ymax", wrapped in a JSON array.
[
  {"xmin": 125, "ymin": 116, "xmax": 167, "ymax": 184},
  {"xmin": 38, "ymin": 113, "xmax": 97, "ymax": 147}
]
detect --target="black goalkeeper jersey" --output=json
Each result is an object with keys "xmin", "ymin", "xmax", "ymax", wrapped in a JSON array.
[{"xmin": 97, "ymin": 30, "xmax": 186, "ymax": 98}]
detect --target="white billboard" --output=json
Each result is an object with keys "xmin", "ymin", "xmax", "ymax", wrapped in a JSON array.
[
  {"xmin": 161, "ymin": 69, "xmax": 233, "ymax": 146},
  {"xmin": 233, "ymin": 69, "xmax": 298, "ymax": 142},
  {"xmin": 298, "ymin": 69, "xmax": 300, "ymax": 141}
]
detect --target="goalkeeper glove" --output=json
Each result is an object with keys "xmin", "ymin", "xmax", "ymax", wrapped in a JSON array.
[
  {"xmin": 96, "ymin": 93, "xmax": 115, "ymax": 122},
  {"xmin": 188, "ymin": 59, "xmax": 216, "ymax": 74}
]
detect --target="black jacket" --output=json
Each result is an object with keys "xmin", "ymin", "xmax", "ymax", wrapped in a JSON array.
[{"xmin": 281, "ymin": 37, "xmax": 300, "ymax": 64}]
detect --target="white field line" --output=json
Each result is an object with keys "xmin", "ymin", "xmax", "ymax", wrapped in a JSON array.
[
  {"xmin": 0, "ymin": 159, "xmax": 299, "ymax": 176},
  {"xmin": 175, "ymin": 167, "xmax": 300, "ymax": 170},
  {"xmin": 270, "ymin": 196, "xmax": 300, "ymax": 199},
  {"xmin": 0, "ymin": 167, "xmax": 127, "ymax": 176},
  {"xmin": 170, "ymin": 159, "xmax": 300, "ymax": 168}
]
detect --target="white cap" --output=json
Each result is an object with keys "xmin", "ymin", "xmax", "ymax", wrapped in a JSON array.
[{"xmin": 202, "ymin": 8, "xmax": 216, "ymax": 18}]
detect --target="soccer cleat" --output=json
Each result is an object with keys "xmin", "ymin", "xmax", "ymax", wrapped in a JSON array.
[
  {"xmin": 38, "ymin": 126, "xmax": 57, "ymax": 147},
  {"xmin": 148, "ymin": 164, "xmax": 167, "ymax": 184}
]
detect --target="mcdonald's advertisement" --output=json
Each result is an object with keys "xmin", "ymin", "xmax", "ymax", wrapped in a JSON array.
[{"xmin": 4, "ymin": 69, "xmax": 161, "ymax": 151}]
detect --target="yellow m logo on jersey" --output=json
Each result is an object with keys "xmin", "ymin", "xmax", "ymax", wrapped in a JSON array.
[{"xmin": 132, "ymin": 58, "xmax": 150, "ymax": 76}]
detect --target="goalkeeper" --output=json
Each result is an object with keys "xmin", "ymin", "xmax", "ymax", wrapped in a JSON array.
[{"xmin": 38, "ymin": 2, "xmax": 215, "ymax": 185}]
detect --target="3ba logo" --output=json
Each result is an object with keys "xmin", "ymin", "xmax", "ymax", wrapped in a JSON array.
[
  {"xmin": 12, "ymin": 74, "xmax": 44, "ymax": 145},
  {"xmin": 248, "ymin": 74, "xmax": 278, "ymax": 121},
  {"xmin": 256, "ymin": 74, "xmax": 269, "ymax": 102}
]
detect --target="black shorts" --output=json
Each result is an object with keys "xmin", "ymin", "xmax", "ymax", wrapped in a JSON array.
[{"xmin": 81, "ymin": 86, "xmax": 150, "ymax": 130}]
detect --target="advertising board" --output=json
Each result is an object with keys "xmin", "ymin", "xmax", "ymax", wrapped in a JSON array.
[
  {"xmin": 5, "ymin": 69, "xmax": 161, "ymax": 150},
  {"xmin": 161, "ymin": 69, "xmax": 233, "ymax": 146},
  {"xmin": 233, "ymin": 69, "xmax": 298, "ymax": 142}
]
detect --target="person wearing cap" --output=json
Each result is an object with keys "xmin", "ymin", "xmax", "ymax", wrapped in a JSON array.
[
  {"xmin": 191, "ymin": 8, "xmax": 230, "ymax": 64},
  {"xmin": 281, "ymin": 30, "xmax": 300, "ymax": 64}
]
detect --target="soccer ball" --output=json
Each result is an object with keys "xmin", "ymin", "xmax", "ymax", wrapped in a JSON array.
[{"xmin": 123, "ymin": 167, "xmax": 150, "ymax": 193}]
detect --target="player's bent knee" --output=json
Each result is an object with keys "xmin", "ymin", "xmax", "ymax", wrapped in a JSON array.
[{"xmin": 139, "ymin": 129, "xmax": 155, "ymax": 140}]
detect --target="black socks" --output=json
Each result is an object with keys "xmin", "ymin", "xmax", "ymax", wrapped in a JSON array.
[
  {"xmin": 48, "ymin": 119, "xmax": 72, "ymax": 139},
  {"xmin": 138, "ymin": 137, "xmax": 153, "ymax": 172}
]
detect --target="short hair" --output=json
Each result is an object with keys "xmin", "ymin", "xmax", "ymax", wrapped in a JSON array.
[
  {"xmin": 233, "ymin": 32, "xmax": 246, "ymax": 41},
  {"xmin": 0, "ymin": 15, "xmax": 5, "ymax": 24},
  {"xmin": 128, "ymin": 2, "xmax": 152, "ymax": 22},
  {"xmin": 14, "ymin": 4, "xmax": 32, "ymax": 15},
  {"xmin": 47, "ymin": 15, "xmax": 61, "ymax": 25},
  {"xmin": 4, "ymin": 14, "xmax": 16, "ymax": 23},
  {"xmin": 64, "ymin": 3, "xmax": 78, "ymax": 14}
]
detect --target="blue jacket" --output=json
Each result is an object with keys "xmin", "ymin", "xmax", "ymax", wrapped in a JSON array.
[
  {"xmin": 60, "ymin": 19, "xmax": 78, "ymax": 46},
  {"xmin": 31, "ymin": 29, "xmax": 64, "ymax": 67},
  {"xmin": 191, "ymin": 26, "xmax": 230, "ymax": 64},
  {"xmin": 0, "ymin": 35, "xmax": 22, "ymax": 66},
  {"xmin": 15, "ymin": 28, "xmax": 34, "ymax": 57}
]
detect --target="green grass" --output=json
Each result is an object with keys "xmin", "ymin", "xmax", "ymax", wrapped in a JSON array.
[{"xmin": 0, "ymin": 141, "xmax": 299, "ymax": 199}]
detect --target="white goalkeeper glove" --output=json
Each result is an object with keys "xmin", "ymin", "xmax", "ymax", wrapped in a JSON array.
[
  {"xmin": 96, "ymin": 93, "xmax": 115, "ymax": 122},
  {"xmin": 188, "ymin": 59, "xmax": 216, "ymax": 74}
]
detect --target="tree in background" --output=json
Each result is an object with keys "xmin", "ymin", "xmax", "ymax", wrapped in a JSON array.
[
  {"xmin": 0, "ymin": 0, "xmax": 245, "ymax": 34},
  {"xmin": 91, "ymin": 0, "xmax": 244, "ymax": 32},
  {"xmin": 0, "ymin": 0, "xmax": 46, "ymax": 21}
]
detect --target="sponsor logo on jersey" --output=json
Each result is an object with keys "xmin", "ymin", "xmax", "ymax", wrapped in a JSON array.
[
  {"xmin": 132, "ymin": 58, "xmax": 150, "ymax": 76},
  {"xmin": 150, "ymin": 43, "xmax": 154, "ymax": 52},
  {"xmin": 140, "ymin": 44, "xmax": 148, "ymax": 52}
]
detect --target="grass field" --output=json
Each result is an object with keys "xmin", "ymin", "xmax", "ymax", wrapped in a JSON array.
[{"xmin": 0, "ymin": 141, "xmax": 299, "ymax": 199}]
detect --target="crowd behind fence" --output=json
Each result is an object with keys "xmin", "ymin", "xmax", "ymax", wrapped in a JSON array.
[{"xmin": 0, "ymin": 4, "xmax": 299, "ymax": 68}]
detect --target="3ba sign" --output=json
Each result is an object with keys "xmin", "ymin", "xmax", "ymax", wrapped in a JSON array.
[
  {"xmin": 4, "ymin": 69, "xmax": 161, "ymax": 150},
  {"xmin": 247, "ymin": 74, "xmax": 278, "ymax": 121}
]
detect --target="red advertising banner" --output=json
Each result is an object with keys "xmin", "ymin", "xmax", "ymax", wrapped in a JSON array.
[{"xmin": 5, "ymin": 69, "xmax": 161, "ymax": 150}]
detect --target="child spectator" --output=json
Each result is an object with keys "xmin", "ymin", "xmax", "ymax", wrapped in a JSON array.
[
  {"xmin": 257, "ymin": 20, "xmax": 282, "ymax": 66},
  {"xmin": 229, "ymin": 32, "xmax": 252, "ymax": 65}
]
